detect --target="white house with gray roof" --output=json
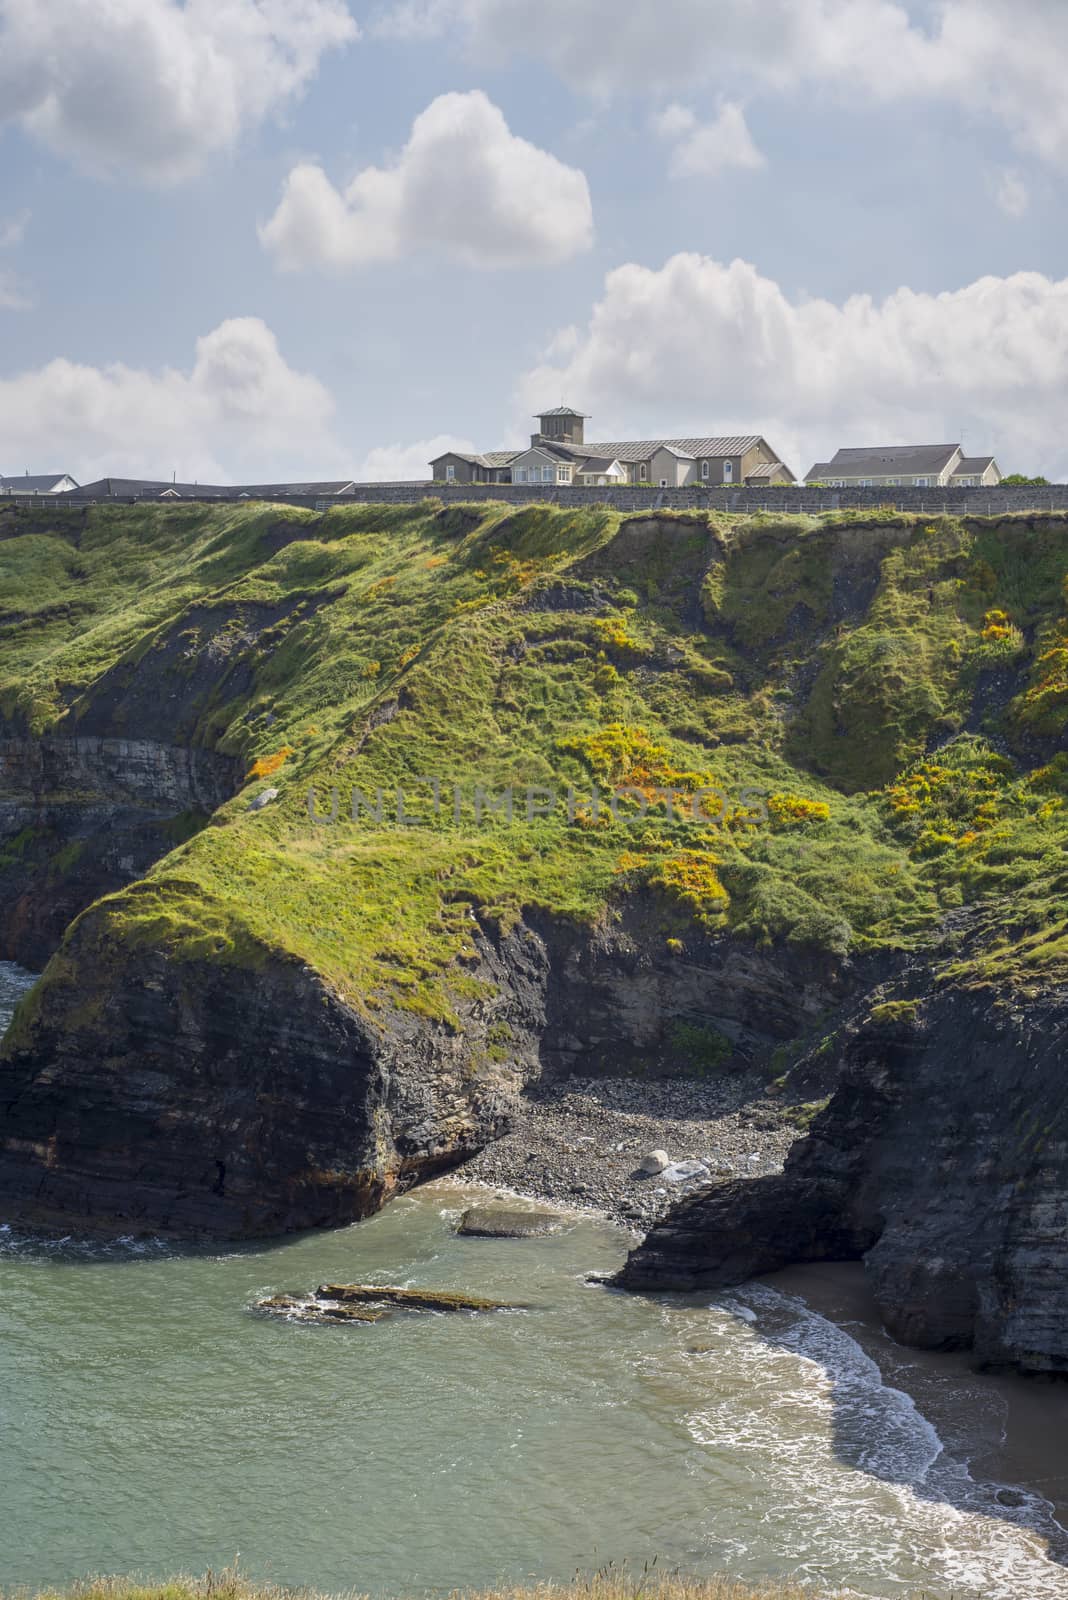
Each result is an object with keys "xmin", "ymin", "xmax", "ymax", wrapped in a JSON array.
[
  {"xmin": 0, "ymin": 472, "xmax": 80, "ymax": 495},
  {"xmin": 431, "ymin": 409, "xmax": 796, "ymax": 488},
  {"xmin": 805, "ymin": 444, "xmax": 1002, "ymax": 489}
]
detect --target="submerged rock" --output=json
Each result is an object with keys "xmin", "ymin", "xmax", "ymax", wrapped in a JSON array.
[
  {"xmin": 254, "ymin": 1294, "xmax": 386, "ymax": 1324},
  {"xmin": 253, "ymin": 1282, "xmax": 517, "ymax": 1323},
  {"xmin": 315, "ymin": 1282, "xmax": 518, "ymax": 1312},
  {"xmin": 457, "ymin": 1206, "xmax": 565, "ymax": 1238}
]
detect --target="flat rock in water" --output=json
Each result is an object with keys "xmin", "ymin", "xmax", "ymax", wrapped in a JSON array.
[
  {"xmin": 315, "ymin": 1282, "xmax": 517, "ymax": 1312},
  {"xmin": 457, "ymin": 1206, "xmax": 565, "ymax": 1238},
  {"xmin": 254, "ymin": 1294, "xmax": 386, "ymax": 1324}
]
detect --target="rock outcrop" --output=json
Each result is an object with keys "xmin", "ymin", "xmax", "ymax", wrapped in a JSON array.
[
  {"xmin": 0, "ymin": 888, "xmax": 547, "ymax": 1236},
  {"xmin": 616, "ymin": 944, "xmax": 1068, "ymax": 1375},
  {"xmin": 0, "ymin": 736, "xmax": 239, "ymax": 966}
]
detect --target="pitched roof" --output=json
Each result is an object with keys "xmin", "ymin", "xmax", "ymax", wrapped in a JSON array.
[
  {"xmin": 569, "ymin": 435, "xmax": 765, "ymax": 464},
  {"xmin": 0, "ymin": 473, "xmax": 78, "ymax": 492},
  {"xmin": 428, "ymin": 449, "xmax": 518, "ymax": 469},
  {"xmin": 536, "ymin": 406, "xmax": 589, "ymax": 418},
  {"xmin": 233, "ymin": 481, "xmax": 356, "ymax": 497},
  {"xmin": 808, "ymin": 444, "xmax": 962, "ymax": 480},
  {"xmin": 575, "ymin": 456, "xmax": 624, "ymax": 473},
  {"xmin": 745, "ymin": 460, "xmax": 793, "ymax": 480},
  {"xmin": 62, "ymin": 477, "xmax": 233, "ymax": 499},
  {"xmin": 952, "ymin": 456, "xmax": 997, "ymax": 475}
]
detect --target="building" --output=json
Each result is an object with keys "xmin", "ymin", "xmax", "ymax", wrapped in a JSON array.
[
  {"xmin": 431, "ymin": 409, "xmax": 796, "ymax": 488},
  {"xmin": 805, "ymin": 444, "xmax": 1002, "ymax": 489},
  {"xmin": 0, "ymin": 472, "xmax": 80, "ymax": 496}
]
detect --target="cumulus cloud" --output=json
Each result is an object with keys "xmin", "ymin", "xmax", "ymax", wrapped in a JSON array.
[
  {"xmin": 0, "ymin": 318, "xmax": 347, "ymax": 482},
  {"xmin": 261, "ymin": 90, "xmax": 593, "ymax": 270},
  {"xmin": 375, "ymin": 0, "xmax": 1068, "ymax": 170},
  {"xmin": 0, "ymin": 0, "xmax": 358, "ymax": 183},
  {"xmin": 519, "ymin": 253, "xmax": 1068, "ymax": 480},
  {"xmin": 652, "ymin": 102, "xmax": 765, "ymax": 179},
  {"xmin": 357, "ymin": 433, "xmax": 478, "ymax": 481}
]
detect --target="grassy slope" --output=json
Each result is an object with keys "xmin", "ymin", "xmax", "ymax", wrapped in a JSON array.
[{"xmin": 3, "ymin": 500, "xmax": 1068, "ymax": 1038}]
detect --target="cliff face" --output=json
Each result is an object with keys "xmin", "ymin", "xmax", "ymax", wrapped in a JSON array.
[
  {"xmin": 3, "ymin": 497, "xmax": 1068, "ymax": 1356},
  {"xmin": 616, "ymin": 917, "xmax": 1068, "ymax": 1374},
  {"xmin": 0, "ymin": 889, "xmax": 548, "ymax": 1235},
  {"xmin": 0, "ymin": 736, "xmax": 238, "ymax": 967}
]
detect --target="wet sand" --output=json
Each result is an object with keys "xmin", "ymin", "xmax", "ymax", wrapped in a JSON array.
[{"xmin": 766, "ymin": 1261, "xmax": 1068, "ymax": 1530}]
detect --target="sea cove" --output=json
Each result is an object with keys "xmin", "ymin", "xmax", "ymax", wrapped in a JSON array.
[{"xmin": 1, "ymin": 963, "xmax": 1067, "ymax": 1600}]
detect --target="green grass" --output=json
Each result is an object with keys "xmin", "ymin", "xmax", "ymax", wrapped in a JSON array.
[
  {"xmin": 5, "ymin": 501, "xmax": 1068, "ymax": 1028},
  {"xmin": 4, "ymin": 1571, "xmax": 960, "ymax": 1600}
]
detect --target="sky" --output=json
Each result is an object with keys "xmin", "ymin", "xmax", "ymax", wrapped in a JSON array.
[{"xmin": 1, "ymin": 0, "xmax": 1067, "ymax": 485}]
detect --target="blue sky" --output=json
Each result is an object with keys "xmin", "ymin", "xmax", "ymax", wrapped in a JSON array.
[{"xmin": 1, "ymin": 0, "xmax": 1066, "ymax": 483}]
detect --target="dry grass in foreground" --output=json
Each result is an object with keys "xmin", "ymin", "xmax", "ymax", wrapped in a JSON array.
[{"xmin": 5, "ymin": 1567, "xmax": 967, "ymax": 1600}]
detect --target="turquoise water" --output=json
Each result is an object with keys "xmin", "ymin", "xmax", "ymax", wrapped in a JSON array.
[{"xmin": 2, "ymin": 962, "xmax": 1067, "ymax": 1599}]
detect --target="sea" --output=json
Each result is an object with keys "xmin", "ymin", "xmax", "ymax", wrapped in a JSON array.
[{"xmin": 2, "ymin": 960, "xmax": 1067, "ymax": 1599}]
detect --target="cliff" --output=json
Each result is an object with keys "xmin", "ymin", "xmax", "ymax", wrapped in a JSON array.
[{"xmin": 2, "ymin": 499, "xmax": 1068, "ymax": 1365}]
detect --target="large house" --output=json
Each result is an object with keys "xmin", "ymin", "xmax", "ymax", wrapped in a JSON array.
[
  {"xmin": 805, "ymin": 444, "xmax": 1002, "ymax": 489},
  {"xmin": 431, "ymin": 409, "xmax": 796, "ymax": 489},
  {"xmin": 0, "ymin": 472, "xmax": 80, "ymax": 495}
]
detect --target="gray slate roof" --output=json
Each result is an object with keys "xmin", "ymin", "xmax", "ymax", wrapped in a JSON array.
[
  {"xmin": 536, "ymin": 406, "xmax": 589, "ymax": 418},
  {"xmin": 952, "ymin": 456, "xmax": 997, "ymax": 475},
  {"xmin": 807, "ymin": 444, "xmax": 962, "ymax": 480},
  {"xmin": 745, "ymin": 461, "xmax": 787, "ymax": 479},
  {"xmin": 1, "ymin": 473, "xmax": 78, "ymax": 493},
  {"xmin": 574, "ymin": 435, "xmax": 764, "ymax": 463}
]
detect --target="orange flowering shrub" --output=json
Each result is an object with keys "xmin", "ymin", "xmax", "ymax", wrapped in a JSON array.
[{"xmin": 247, "ymin": 745, "xmax": 295, "ymax": 780}]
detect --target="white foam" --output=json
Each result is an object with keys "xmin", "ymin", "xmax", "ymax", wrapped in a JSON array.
[{"xmin": 673, "ymin": 1283, "xmax": 1068, "ymax": 1597}]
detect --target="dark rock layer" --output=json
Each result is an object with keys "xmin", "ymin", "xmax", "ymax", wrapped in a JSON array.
[
  {"xmin": 0, "ymin": 894, "xmax": 547, "ymax": 1237},
  {"xmin": 616, "ymin": 967, "xmax": 1068, "ymax": 1375},
  {"xmin": 0, "ymin": 736, "xmax": 240, "ymax": 966}
]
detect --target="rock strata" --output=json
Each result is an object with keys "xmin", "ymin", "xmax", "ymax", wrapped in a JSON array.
[{"xmin": 616, "ymin": 961, "xmax": 1068, "ymax": 1375}]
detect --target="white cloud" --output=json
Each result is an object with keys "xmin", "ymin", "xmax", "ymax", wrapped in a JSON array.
[
  {"xmin": 519, "ymin": 253, "xmax": 1068, "ymax": 480},
  {"xmin": 375, "ymin": 0, "xmax": 1068, "ymax": 170},
  {"xmin": 0, "ymin": 317, "xmax": 347, "ymax": 481},
  {"xmin": 358, "ymin": 433, "xmax": 477, "ymax": 480},
  {"xmin": 994, "ymin": 167, "xmax": 1030, "ymax": 218},
  {"xmin": 652, "ymin": 102, "xmax": 765, "ymax": 179},
  {"xmin": 261, "ymin": 90, "xmax": 593, "ymax": 270},
  {"xmin": 0, "ymin": 0, "xmax": 358, "ymax": 183}
]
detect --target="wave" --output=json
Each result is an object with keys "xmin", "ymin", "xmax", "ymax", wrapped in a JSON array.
[{"xmin": 677, "ymin": 1282, "xmax": 1068, "ymax": 1598}]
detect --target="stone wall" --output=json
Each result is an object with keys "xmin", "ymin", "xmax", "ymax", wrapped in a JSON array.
[{"xmin": 8, "ymin": 483, "xmax": 1068, "ymax": 516}]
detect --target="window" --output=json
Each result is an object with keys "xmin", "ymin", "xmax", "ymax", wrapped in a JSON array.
[
  {"xmin": 639, "ymin": 463, "xmax": 648, "ymax": 481},
  {"xmin": 659, "ymin": 479, "xmax": 668, "ymax": 488},
  {"xmin": 557, "ymin": 467, "xmax": 569, "ymax": 483},
  {"xmin": 515, "ymin": 467, "xmax": 527, "ymax": 483},
  {"xmin": 701, "ymin": 460, "xmax": 710, "ymax": 481},
  {"xmin": 445, "ymin": 464, "xmax": 456, "ymax": 483},
  {"xmin": 914, "ymin": 477, "xmax": 929, "ymax": 488},
  {"xmin": 542, "ymin": 465, "xmax": 554, "ymax": 483}
]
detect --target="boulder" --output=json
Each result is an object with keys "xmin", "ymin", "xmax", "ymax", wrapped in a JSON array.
[
  {"xmin": 661, "ymin": 1159, "xmax": 711, "ymax": 1185},
  {"xmin": 248, "ymin": 787, "xmax": 279, "ymax": 811},
  {"xmin": 640, "ymin": 1149, "xmax": 671, "ymax": 1175}
]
